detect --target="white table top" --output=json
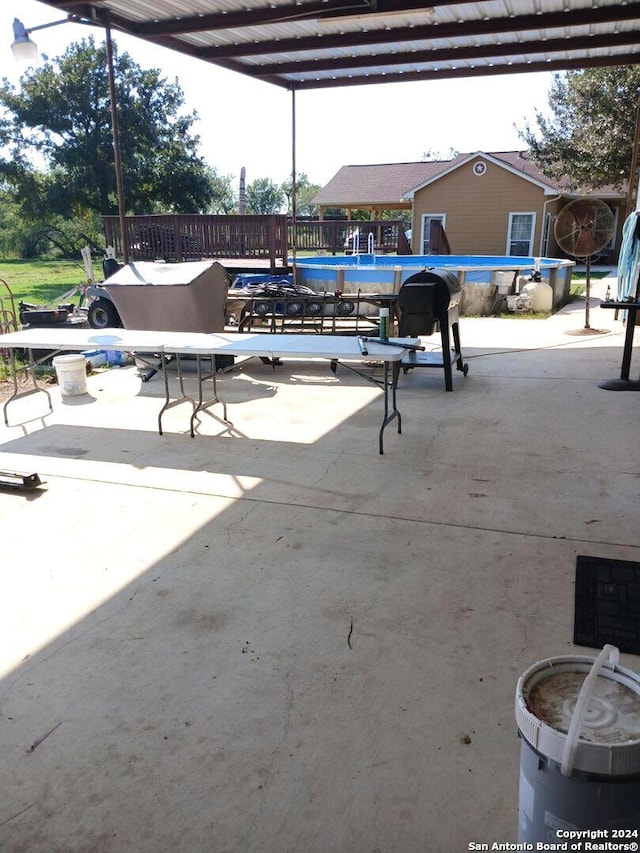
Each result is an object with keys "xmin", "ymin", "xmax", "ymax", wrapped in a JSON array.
[
  {"xmin": 0, "ymin": 328, "xmax": 415, "ymax": 362},
  {"xmin": 159, "ymin": 332, "xmax": 411, "ymax": 360},
  {"xmin": 0, "ymin": 327, "xmax": 168, "ymax": 351}
]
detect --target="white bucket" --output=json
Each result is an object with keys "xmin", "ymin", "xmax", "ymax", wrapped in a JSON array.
[
  {"xmin": 53, "ymin": 354, "xmax": 88, "ymax": 397},
  {"xmin": 515, "ymin": 646, "xmax": 640, "ymax": 842}
]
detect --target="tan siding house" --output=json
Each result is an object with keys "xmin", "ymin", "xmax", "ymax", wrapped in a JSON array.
[{"xmin": 313, "ymin": 151, "xmax": 626, "ymax": 262}]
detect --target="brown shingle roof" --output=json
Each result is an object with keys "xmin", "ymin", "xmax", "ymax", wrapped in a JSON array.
[
  {"xmin": 485, "ymin": 151, "xmax": 556, "ymax": 187},
  {"xmin": 312, "ymin": 151, "xmax": 626, "ymax": 205},
  {"xmin": 311, "ymin": 161, "xmax": 453, "ymax": 206},
  {"xmin": 489, "ymin": 151, "xmax": 626, "ymax": 197}
]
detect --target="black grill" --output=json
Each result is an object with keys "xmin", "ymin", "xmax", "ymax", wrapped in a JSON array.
[
  {"xmin": 397, "ymin": 268, "xmax": 468, "ymax": 391},
  {"xmin": 398, "ymin": 269, "xmax": 462, "ymax": 338}
]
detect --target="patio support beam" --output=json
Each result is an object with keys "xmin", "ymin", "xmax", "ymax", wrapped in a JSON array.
[
  {"xmin": 253, "ymin": 31, "xmax": 640, "ymax": 77},
  {"xmin": 288, "ymin": 53, "xmax": 640, "ymax": 91},
  {"xmin": 105, "ymin": 24, "xmax": 128, "ymax": 264},
  {"xmin": 290, "ymin": 87, "xmax": 298, "ymax": 277},
  {"xmin": 33, "ymin": 0, "xmax": 640, "ymax": 96},
  {"xmin": 625, "ymin": 89, "xmax": 640, "ymax": 220},
  {"xmin": 104, "ymin": 1, "xmax": 478, "ymax": 37},
  {"xmin": 198, "ymin": 5, "xmax": 640, "ymax": 60},
  {"xmin": 136, "ymin": 1, "xmax": 372, "ymax": 35}
]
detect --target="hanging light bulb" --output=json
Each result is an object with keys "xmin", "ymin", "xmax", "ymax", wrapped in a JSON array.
[{"xmin": 10, "ymin": 18, "xmax": 38, "ymax": 62}]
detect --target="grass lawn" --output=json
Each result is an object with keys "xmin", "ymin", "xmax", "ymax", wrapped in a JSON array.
[
  {"xmin": 0, "ymin": 258, "xmax": 90, "ymax": 306},
  {"xmin": 569, "ymin": 269, "xmax": 610, "ymax": 297}
]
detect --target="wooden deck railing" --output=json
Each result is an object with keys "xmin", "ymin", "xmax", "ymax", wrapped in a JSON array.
[
  {"xmin": 103, "ymin": 214, "xmax": 289, "ymax": 271},
  {"xmin": 429, "ymin": 220, "xmax": 452, "ymax": 255},
  {"xmin": 103, "ymin": 215, "xmax": 413, "ymax": 268},
  {"xmin": 292, "ymin": 220, "xmax": 411, "ymax": 255}
]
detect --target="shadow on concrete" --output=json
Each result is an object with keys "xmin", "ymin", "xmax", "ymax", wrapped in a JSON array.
[{"xmin": 1, "ymin": 328, "xmax": 639, "ymax": 852}]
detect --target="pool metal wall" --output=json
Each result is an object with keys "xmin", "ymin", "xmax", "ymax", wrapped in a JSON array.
[{"xmin": 294, "ymin": 255, "xmax": 574, "ymax": 315}]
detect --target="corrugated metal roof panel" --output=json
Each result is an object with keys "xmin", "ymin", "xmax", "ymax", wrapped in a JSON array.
[{"xmin": 38, "ymin": 0, "xmax": 640, "ymax": 89}]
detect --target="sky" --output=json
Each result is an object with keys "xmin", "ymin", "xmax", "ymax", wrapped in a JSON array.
[{"xmin": 1, "ymin": 0, "xmax": 555, "ymax": 190}]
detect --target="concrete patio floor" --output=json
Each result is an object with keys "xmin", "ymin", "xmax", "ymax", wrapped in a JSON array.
[{"xmin": 1, "ymin": 276, "xmax": 639, "ymax": 852}]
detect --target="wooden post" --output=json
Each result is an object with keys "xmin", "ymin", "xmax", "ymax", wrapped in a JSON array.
[{"xmin": 624, "ymin": 88, "xmax": 640, "ymax": 222}]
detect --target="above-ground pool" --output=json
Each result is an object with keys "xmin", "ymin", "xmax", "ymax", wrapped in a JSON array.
[{"xmin": 294, "ymin": 254, "xmax": 575, "ymax": 315}]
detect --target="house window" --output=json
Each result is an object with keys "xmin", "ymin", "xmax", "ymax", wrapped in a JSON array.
[
  {"xmin": 507, "ymin": 212, "xmax": 536, "ymax": 256},
  {"xmin": 421, "ymin": 214, "xmax": 446, "ymax": 254}
]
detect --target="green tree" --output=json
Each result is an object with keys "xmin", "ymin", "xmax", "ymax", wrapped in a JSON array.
[
  {"xmin": 0, "ymin": 36, "xmax": 215, "ymax": 219},
  {"xmin": 518, "ymin": 67, "xmax": 640, "ymax": 191},
  {"xmin": 245, "ymin": 177, "xmax": 285, "ymax": 214},
  {"xmin": 280, "ymin": 173, "xmax": 321, "ymax": 216},
  {"xmin": 204, "ymin": 168, "xmax": 237, "ymax": 214}
]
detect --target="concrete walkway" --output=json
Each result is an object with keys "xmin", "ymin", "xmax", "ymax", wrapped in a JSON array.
[{"xmin": 0, "ymin": 274, "xmax": 638, "ymax": 853}]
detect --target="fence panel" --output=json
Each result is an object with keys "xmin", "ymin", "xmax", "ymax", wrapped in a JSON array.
[{"xmin": 103, "ymin": 216, "xmax": 412, "ymax": 267}]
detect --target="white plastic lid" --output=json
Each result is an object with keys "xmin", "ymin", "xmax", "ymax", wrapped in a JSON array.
[
  {"xmin": 52, "ymin": 354, "xmax": 87, "ymax": 364},
  {"xmin": 515, "ymin": 652, "xmax": 640, "ymax": 776}
]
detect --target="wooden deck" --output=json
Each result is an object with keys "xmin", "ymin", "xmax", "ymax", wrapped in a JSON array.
[{"xmin": 103, "ymin": 215, "xmax": 411, "ymax": 269}]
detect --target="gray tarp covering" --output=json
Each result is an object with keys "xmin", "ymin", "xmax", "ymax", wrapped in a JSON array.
[{"xmin": 104, "ymin": 261, "xmax": 229, "ymax": 332}]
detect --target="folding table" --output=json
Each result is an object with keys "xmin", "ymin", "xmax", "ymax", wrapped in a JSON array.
[{"xmin": 1, "ymin": 329, "xmax": 414, "ymax": 453}]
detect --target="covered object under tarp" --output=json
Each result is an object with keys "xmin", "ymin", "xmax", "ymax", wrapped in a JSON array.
[{"xmin": 103, "ymin": 260, "xmax": 230, "ymax": 333}]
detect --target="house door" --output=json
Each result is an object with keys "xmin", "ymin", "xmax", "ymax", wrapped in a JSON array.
[
  {"xmin": 420, "ymin": 214, "xmax": 446, "ymax": 254},
  {"xmin": 507, "ymin": 212, "xmax": 536, "ymax": 256}
]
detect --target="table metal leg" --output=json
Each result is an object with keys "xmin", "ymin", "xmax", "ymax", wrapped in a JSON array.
[
  {"xmin": 330, "ymin": 358, "xmax": 402, "ymax": 454},
  {"xmin": 189, "ymin": 355, "xmax": 232, "ymax": 437},
  {"xmin": 156, "ymin": 354, "xmax": 194, "ymax": 435},
  {"xmin": 2, "ymin": 346, "xmax": 53, "ymax": 426},
  {"xmin": 378, "ymin": 360, "xmax": 402, "ymax": 455}
]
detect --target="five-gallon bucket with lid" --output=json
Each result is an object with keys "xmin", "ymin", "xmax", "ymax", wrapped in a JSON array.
[
  {"xmin": 52, "ymin": 354, "xmax": 87, "ymax": 397},
  {"xmin": 515, "ymin": 645, "xmax": 640, "ymax": 842}
]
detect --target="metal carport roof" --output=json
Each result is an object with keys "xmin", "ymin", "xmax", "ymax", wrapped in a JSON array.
[{"xmin": 35, "ymin": 0, "xmax": 640, "ymax": 90}]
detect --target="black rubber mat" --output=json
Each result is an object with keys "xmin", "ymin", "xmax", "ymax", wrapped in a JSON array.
[{"xmin": 574, "ymin": 555, "xmax": 640, "ymax": 655}]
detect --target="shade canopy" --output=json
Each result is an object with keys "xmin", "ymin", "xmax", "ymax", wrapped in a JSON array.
[{"xmin": 35, "ymin": 0, "xmax": 640, "ymax": 90}]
